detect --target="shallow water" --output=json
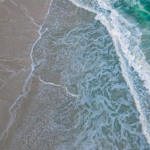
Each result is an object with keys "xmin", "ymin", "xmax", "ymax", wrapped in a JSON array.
[{"xmin": 1, "ymin": 0, "xmax": 150, "ymax": 149}]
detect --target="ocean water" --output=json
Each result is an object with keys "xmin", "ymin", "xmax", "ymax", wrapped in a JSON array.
[{"xmin": 2, "ymin": 0, "xmax": 150, "ymax": 149}]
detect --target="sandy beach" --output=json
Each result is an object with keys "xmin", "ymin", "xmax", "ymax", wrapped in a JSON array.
[
  {"xmin": 1, "ymin": 0, "xmax": 150, "ymax": 149},
  {"xmin": 0, "ymin": 0, "xmax": 51, "ymax": 147}
]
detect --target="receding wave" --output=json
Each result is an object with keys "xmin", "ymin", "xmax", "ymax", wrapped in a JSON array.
[{"xmin": 69, "ymin": 0, "xmax": 150, "ymax": 144}]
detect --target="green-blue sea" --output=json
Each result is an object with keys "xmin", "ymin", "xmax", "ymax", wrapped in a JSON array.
[{"xmin": 3, "ymin": 0, "xmax": 150, "ymax": 149}]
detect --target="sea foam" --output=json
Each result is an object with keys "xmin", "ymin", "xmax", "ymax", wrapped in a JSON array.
[{"xmin": 69, "ymin": 0, "xmax": 150, "ymax": 144}]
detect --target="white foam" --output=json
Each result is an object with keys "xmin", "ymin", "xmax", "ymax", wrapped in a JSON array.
[
  {"xmin": 39, "ymin": 77, "xmax": 78, "ymax": 98},
  {"xmin": 94, "ymin": 2, "xmax": 150, "ymax": 143},
  {"xmin": 69, "ymin": 0, "xmax": 150, "ymax": 144},
  {"xmin": 70, "ymin": 0, "xmax": 150, "ymax": 95},
  {"xmin": 95, "ymin": 7, "xmax": 150, "ymax": 94}
]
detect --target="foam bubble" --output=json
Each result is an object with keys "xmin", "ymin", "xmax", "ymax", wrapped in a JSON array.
[
  {"xmin": 69, "ymin": 0, "xmax": 150, "ymax": 144},
  {"xmin": 39, "ymin": 77, "xmax": 78, "ymax": 98},
  {"xmin": 95, "ymin": 1, "xmax": 150, "ymax": 144}
]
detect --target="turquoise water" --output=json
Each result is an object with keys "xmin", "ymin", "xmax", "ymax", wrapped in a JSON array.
[{"xmin": 5, "ymin": 0, "xmax": 150, "ymax": 149}]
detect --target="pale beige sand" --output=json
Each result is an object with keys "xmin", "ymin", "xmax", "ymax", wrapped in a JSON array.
[{"xmin": 0, "ymin": 0, "xmax": 51, "ymax": 145}]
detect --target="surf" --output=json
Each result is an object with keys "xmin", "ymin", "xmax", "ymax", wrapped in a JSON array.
[{"xmin": 69, "ymin": 0, "xmax": 150, "ymax": 144}]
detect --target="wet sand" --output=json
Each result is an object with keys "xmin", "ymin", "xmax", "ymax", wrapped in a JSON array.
[{"xmin": 0, "ymin": 0, "xmax": 51, "ymax": 146}]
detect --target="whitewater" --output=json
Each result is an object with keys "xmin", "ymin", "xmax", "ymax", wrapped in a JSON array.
[{"xmin": 69, "ymin": 0, "xmax": 150, "ymax": 145}]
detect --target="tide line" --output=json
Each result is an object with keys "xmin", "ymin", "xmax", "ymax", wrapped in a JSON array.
[{"xmin": 39, "ymin": 77, "xmax": 78, "ymax": 98}]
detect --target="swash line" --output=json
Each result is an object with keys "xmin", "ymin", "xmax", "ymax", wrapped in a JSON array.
[{"xmin": 39, "ymin": 77, "xmax": 78, "ymax": 98}]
